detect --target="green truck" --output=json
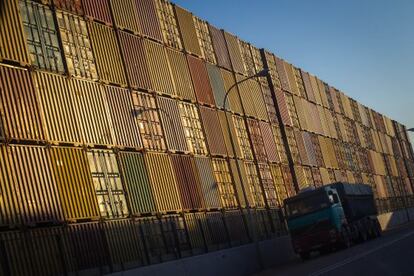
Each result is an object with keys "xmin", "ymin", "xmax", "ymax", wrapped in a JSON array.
[{"xmin": 284, "ymin": 182, "xmax": 382, "ymax": 260}]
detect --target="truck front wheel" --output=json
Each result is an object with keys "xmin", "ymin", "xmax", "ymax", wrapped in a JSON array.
[{"xmin": 341, "ymin": 226, "xmax": 352, "ymax": 249}]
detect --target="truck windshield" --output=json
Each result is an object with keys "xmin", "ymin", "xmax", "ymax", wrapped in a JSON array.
[{"xmin": 285, "ymin": 191, "xmax": 330, "ymax": 218}]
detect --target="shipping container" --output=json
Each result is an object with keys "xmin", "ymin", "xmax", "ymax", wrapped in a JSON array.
[
  {"xmin": 258, "ymin": 163, "xmax": 278, "ymax": 208},
  {"xmin": 0, "ymin": 145, "xmax": 62, "ymax": 226},
  {"xmin": 0, "ymin": 64, "xmax": 45, "ymax": 141},
  {"xmin": 20, "ymin": 0, "xmax": 65, "ymax": 73},
  {"xmin": 69, "ymin": 77, "xmax": 114, "ymax": 146},
  {"xmin": 136, "ymin": 0, "xmax": 163, "ymax": 42},
  {"xmin": 232, "ymin": 115, "xmax": 254, "ymax": 160},
  {"xmin": 56, "ymin": 11, "xmax": 98, "ymax": 79},
  {"xmin": 224, "ymin": 32, "xmax": 245, "ymax": 74},
  {"xmin": 103, "ymin": 219, "xmax": 145, "ymax": 270},
  {"xmin": 144, "ymin": 152, "xmax": 182, "ymax": 212},
  {"xmin": 199, "ymin": 106, "xmax": 227, "ymax": 156},
  {"xmin": 88, "ymin": 21, "xmax": 127, "ymax": 85},
  {"xmin": 261, "ymin": 82, "xmax": 278, "ymax": 124},
  {"xmin": 83, "ymin": 0, "xmax": 113, "ymax": 25},
  {"xmin": 159, "ymin": 214, "xmax": 192, "ymax": 258},
  {"xmin": 110, "ymin": 0, "xmax": 141, "ymax": 34},
  {"xmin": 33, "ymin": 70, "xmax": 80, "ymax": 144},
  {"xmin": 259, "ymin": 121, "xmax": 279, "ymax": 163},
  {"xmin": 243, "ymin": 161, "xmax": 266, "ymax": 208},
  {"xmin": 171, "ymin": 154, "xmax": 205, "ymax": 210},
  {"xmin": 209, "ymin": 25, "xmax": 231, "ymax": 70},
  {"xmin": 166, "ymin": 47, "xmax": 195, "ymax": 101},
  {"xmin": 217, "ymin": 111, "xmax": 240, "ymax": 158},
  {"xmin": 285, "ymin": 126, "xmax": 300, "ymax": 164},
  {"xmin": 118, "ymin": 30, "xmax": 152, "ymax": 90},
  {"xmin": 104, "ymin": 85, "xmax": 142, "ymax": 149},
  {"xmin": 0, "ymin": 0, "xmax": 30, "ymax": 65},
  {"xmin": 211, "ymin": 158, "xmax": 238, "ymax": 209},
  {"xmin": 174, "ymin": 5, "xmax": 201, "ymax": 57},
  {"xmin": 274, "ymin": 57, "xmax": 290, "ymax": 92},
  {"xmin": 229, "ymin": 159, "xmax": 247, "ymax": 207},
  {"xmin": 178, "ymin": 101, "xmax": 208, "ymax": 155},
  {"xmin": 246, "ymin": 118, "xmax": 267, "ymax": 162},
  {"xmin": 224, "ymin": 210, "xmax": 249, "ymax": 246},
  {"xmin": 221, "ymin": 68, "xmax": 244, "ymax": 114},
  {"xmin": 206, "ymin": 63, "xmax": 226, "ymax": 108},
  {"xmin": 194, "ymin": 157, "xmax": 221, "ymax": 209},
  {"xmin": 295, "ymin": 130, "xmax": 309, "ymax": 165},
  {"xmin": 187, "ymin": 55, "xmax": 215, "ymax": 106},
  {"xmin": 53, "ymin": 0, "xmax": 82, "ymax": 14},
  {"xmin": 281, "ymin": 164, "xmax": 297, "ymax": 197},
  {"xmin": 239, "ymin": 39, "xmax": 255, "ymax": 76},
  {"xmin": 156, "ymin": 96, "xmax": 188, "ymax": 152},
  {"xmin": 144, "ymin": 39, "xmax": 175, "ymax": 95},
  {"xmin": 193, "ymin": 16, "xmax": 216, "ymax": 64},
  {"xmin": 155, "ymin": 0, "xmax": 182, "ymax": 49},
  {"xmin": 118, "ymin": 151, "xmax": 156, "ymax": 215},
  {"xmin": 272, "ymin": 124, "xmax": 288, "ymax": 164},
  {"xmin": 236, "ymin": 75, "xmax": 256, "ymax": 118},
  {"xmin": 48, "ymin": 146, "xmax": 100, "ymax": 221},
  {"xmin": 132, "ymin": 92, "xmax": 167, "ymax": 151}
]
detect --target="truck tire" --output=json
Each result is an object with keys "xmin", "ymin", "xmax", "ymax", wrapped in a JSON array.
[
  {"xmin": 359, "ymin": 222, "xmax": 368, "ymax": 242},
  {"xmin": 299, "ymin": 252, "xmax": 310, "ymax": 261},
  {"xmin": 374, "ymin": 219, "xmax": 382, "ymax": 237},
  {"xmin": 341, "ymin": 226, "xmax": 352, "ymax": 249}
]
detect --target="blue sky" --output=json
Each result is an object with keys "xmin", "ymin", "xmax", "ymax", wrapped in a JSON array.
[{"xmin": 173, "ymin": 0, "xmax": 414, "ymax": 142}]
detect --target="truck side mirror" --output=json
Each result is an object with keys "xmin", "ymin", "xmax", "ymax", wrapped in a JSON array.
[{"xmin": 332, "ymin": 194, "xmax": 339, "ymax": 204}]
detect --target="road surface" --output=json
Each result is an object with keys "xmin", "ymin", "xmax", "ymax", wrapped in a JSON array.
[{"xmin": 257, "ymin": 223, "xmax": 414, "ymax": 276}]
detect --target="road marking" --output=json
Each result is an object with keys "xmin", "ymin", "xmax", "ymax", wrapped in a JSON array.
[{"xmin": 308, "ymin": 230, "xmax": 414, "ymax": 276}]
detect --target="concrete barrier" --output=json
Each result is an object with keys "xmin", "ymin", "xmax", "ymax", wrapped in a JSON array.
[
  {"xmin": 110, "ymin": 235, "xmax": 296, "ymax": 276},
  {"xmin": 377, "ymin": 207, "xmax": 414, "ymax": 230}
]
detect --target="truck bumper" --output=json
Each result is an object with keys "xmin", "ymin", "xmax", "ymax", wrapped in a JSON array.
[{"xmin": 292, "ymin": 228, "xmax": 338, "ymax": 253}]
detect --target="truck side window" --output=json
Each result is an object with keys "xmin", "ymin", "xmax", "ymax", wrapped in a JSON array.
[{"xmin": 332, "ymin": 194, "xmax": 339, "ymax": 204}]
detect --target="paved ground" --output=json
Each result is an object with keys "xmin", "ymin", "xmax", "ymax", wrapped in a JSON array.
[{"xmin": 256, "ymin": 222, "xmax": 414, "ymax": 276}]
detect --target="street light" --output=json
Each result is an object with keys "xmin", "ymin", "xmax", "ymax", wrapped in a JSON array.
[{"xmin": 222, "ymin": 68, "xmax": 269, "ymax": 269}]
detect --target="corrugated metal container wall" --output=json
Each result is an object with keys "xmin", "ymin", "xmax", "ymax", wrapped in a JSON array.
[
  {"xmin": 166, "ymin": 47, "xmax": 195, "ymax": 101},
  {"xmin": 132, "ymin": 92, "xmax": 167, "ymax": 151},
  {"xmin": 272, "ymin": 125, "xmax": 288, "ymax": 164},
  {"xmin": 262, "ymin": 83, "xmax": 279, "ymax": 124},
  {"xmin": 237, "ymin": 76, "xmax": 256, "ymax": 118},
  {"xmin": 0, "ymin": 0, "xmax": 30, "ymax": 64},
  {"xmin": 211, "ymin": 158, "xmax": 238, "ymax": 209},
  {"xmin": 229, "ymin": 159, "xmax": 247, "ymax": 207},
  {"xmin": 117, "ymin": 151, "xmax": 156, "ymax": 215},
  {"xmin": 144, "ymin": 152, "xmax": 182, "ymax": 212},
  {"xmin": 221, "ymin": 69, "xmax": 244, "ymax": 114},
  {"xmin": 187, "ymin": 55, "xmax": 215, "ymax": 106},
  {"xmin": 259, "ymin": 121, "xmax": 279, "ymax": 163},
  {"xmin": 309, "ymin": 74, "xmax": 323, "ymax": 106},
  {"xmin": 251, "ymin": 80, "xmax": 268, "ymax": 121},
  {"xmin": 0, "ymin": 145, "xmax": 62, "ymax": 226},
  {"xmin": 174, "ymin": 5, "xmax": 202, "ymax": 57},
  {"xmin": 171, "ymin": 154, "xmax": 205, "ymax": 210},
  {"xmin": 243, "ymin": 161, "xmax": 266, "ymax": 208},
  {"xmin": 33, "ymin": 70, "xmax": 81, "ymax": 144},
  {"xmin": 110, "ymin": 0, "xmax": 141, "ymax": 34},
  {"xmin": 49, "ymin": 146, "xmax": 100, "ymax": 221},
  {"xmin": 155, "ymin": 0, "xmax": 182, "ymax": 49},
  {"xmin": 274, "ymin": 57, "xmax": 291, "ymax": 92},
  {"xmin": 53, "ymin": 0, "xmax": 83, "ymax": 15},
  {"xmin": 224, "ymin": 32, "xmax": 245, "ymax": 74},
  {"xmin": 135, "ymin": 0, "xmax": 163, "ymax": 42},
  {"xmin": 269, "ymin": 164, "xmax": 287, "ymax": 205},
  {"xmin": 86, "ymin": 150, "xmax": 129, "ymax": 219},
  {"xmin": 233, "ymin": 115, "xmax": 254, "ymax": 160},
  {"xmin": 258, "ymin": 163, "xmax": 278, "ymax": 208},
  {"xmin": 250, "ymin": 45, "xmax": 264, "ymax": 74},
  {"xmin": 104, "ymin": 85, "xmax": 142, "ymax": 149},
  {"xmin": 218, "ymin": 111, "xmax": 240, "ymax": 158},
  {"xmin": 281, "ymin": 164, "xmax": 297, "ymax": 197},
  {"xmin": 83, "ymin": 0, "xmax": 113, "ymax": 25},
  {"xmin": 88, "ymin": 21, "xmax": 127, "ymax": 86},
  {"xmin": 295, "ymin": 130, "xmax": 309, "ymax": 165},
  {"xmin": 193, "ymin": 16, "xmax": 216, "ymax": 64},
  {"xmin": 285, "ymin": 126, "xmax": 300, "ymax": 164},
  {"xmin": 0, "ymin": 64, "xmax": 44, "ymax": 141},
  {"xmin": 20, "ymin": 1, "xmax": 65, "ymax": 74},
  {"xmin": 56, "ymin": 11, "xmax": 98, "ymax": 80},
  {"xmin": 209, "ymin": 25, "xmax": 231, "ymax": 70},
  {"xmin": 118, "ymin": 31, "xmax": 152, "ymax": 90},
  {"xmin": 70, "ymin": 77, "xmax": 114, "ymax": 146},
  {"xmin": 301, "ymin": 70, "xmax": 315, "ymax": 103},
  {"xmin": 239, "ymin": 40, "xmax": 255, "ymax": 76},
  {"xmin": 144, "ymin": 39, "xmax": 175, "ymax": 95},
  {"xmin": 178, "ymin": 101, "xmax": 208, "ymax": 155},
  {"xmin": 206, "ymin": 63, "xmax": 226, "ymax": 109},
  {"xmin": 199, "ymin": 106, "xmax": 227, "ymax": 156},
  {"xmin": 194, "ymin": 157, "xmax": 221, "ymax": 209},
  {"xmin": 156, "ymin": 96, "xmax": 188, "ymax": 152}
]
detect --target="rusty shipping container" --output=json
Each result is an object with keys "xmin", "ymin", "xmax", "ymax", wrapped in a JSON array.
[
  {"xmin": 118, "ymin": 151, "xmax": 156, "ymax": 215},
  {"xmin": 144, "ymin": 152, "xmax": 182, "ymax": 212},
  {"xmin": 259, "ymin": 121, "xmax": 279, "ymax": 163},
  {"xmin": 53, "ymin": 0, "xmax": 83, "ymax": 14},
  {"xmin": 171, "ymin": 154, "xmax": 205, "ymax": 210},
  {"xmin": 187, "ymin": 55, "xmax": 215, "ymax": 106},
  {"xmin": 199, "ymin": 106, "xmax": 227, "ymax": 156},
  {"xmin": 174, "ymin": 5, "xmax": 202, "ymax": 57},
  {"xmin": 136, "ymin": 0, "xmax": 163, "ymax": 42},
  {"xmin": 104, "ymin": 85, "xmax": 142, "ymax": 149},
  {"xmin": 0, "ymin": 64, "xmax": 44, "ymax": 141},
  {"xmin": 88, "ymin": 21, "xmax": 127, "ymax": 86},
  {"xmin": 247, "ymin": 118, "xmax": 267, "ymax": 162},
  {"xmin": 49, "ymin": 146, "xmax": 100, "ymax": 221},
  {"xmin": 0, "ymin": 0, "xmax": 30, "ymax": 64},
  {"xmin": 209, "ymin": 25, "xmax": 231, "ymax": 70},
  {"xmin": 166, "ymin": 47, "xmax": 195, "ymax": 101},
  {"xmin": 110, "ymin": 0, "xmax": 141, "ymax": 34},
  {"xmin": 83, "ymin": 0, "xmax": 113, "ymax": 25},
  {"xmin": 194, "ymin": 157, "xmax": 221, "ymax": 209},
  {"xmin": 0, "ymin": 145, "xmax": 63, "ymax": 226},
  {"xmin": 132, "ymin": 91, "xmax": 167, "ymax": 151}
]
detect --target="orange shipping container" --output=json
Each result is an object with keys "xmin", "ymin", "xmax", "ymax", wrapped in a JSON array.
[
  {"xmin": 259, "ymin": 121, "xmax": 279, "ymax": 163},
  {"xmin": 209, "ymin": 25, "xmax": 231, "ymax": 70},
  {"xmin": 83, "ymin": 0, "xmax": 113, "ymax": 25},
  {"xmin": 187, "ymin": 55, "xmax": 215, "ymax": 106},
  {"xmin": 136, "ymin": 0, "xmax": 164, "ymax": 42},
  {"xmin": 110, "ymin": 0, "xmax": 141, "ymax": 34},
  {"xmin": 166, "ymin": 47, "xmax": 195, "ymax": 101}
]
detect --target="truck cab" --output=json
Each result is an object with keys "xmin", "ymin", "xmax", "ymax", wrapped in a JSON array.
[{"xmin": 284, "ymin": 183, "xmax": 381, "ymax": 260}]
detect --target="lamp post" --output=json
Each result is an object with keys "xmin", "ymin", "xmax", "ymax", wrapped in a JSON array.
[{"xmin": 222, "ymin": 69, "xmax": 269, "ymax": 268}]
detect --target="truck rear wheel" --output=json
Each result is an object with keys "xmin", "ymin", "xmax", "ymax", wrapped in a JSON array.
[
  {"xmin": 341, "ymin": 226, "xmax": 352, "ymax": 249},
  {"xmin": 299, "ymin": 252, "xmax": 310, "ymax": 261}
]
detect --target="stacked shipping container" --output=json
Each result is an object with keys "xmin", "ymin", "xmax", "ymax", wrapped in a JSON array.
[{"xmin": 0, "ymin": 0, "xmax": 413, "ymax": 273}]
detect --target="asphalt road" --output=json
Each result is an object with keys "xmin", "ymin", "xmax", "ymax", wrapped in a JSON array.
[{"xmin": 257, "ymin": 223, "xmax": 414, "ymax": 276}]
